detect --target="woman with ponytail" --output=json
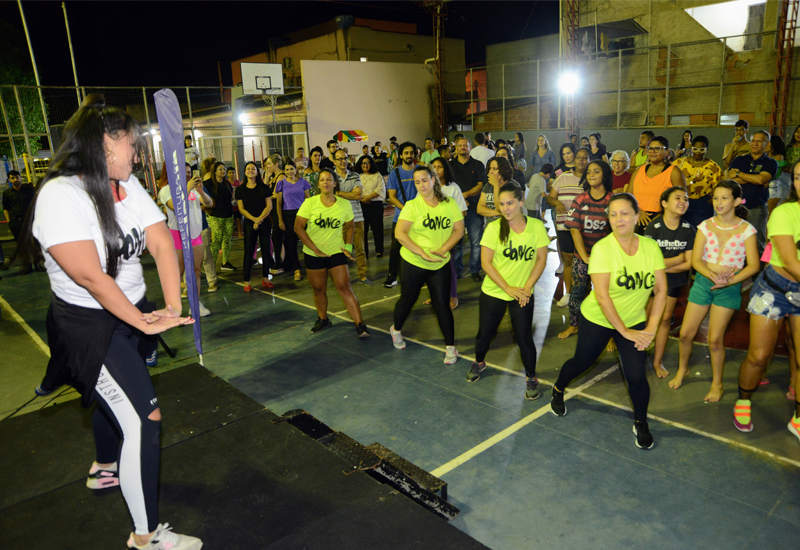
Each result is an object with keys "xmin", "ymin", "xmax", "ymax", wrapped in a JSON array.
[
  {"xmin": 670, "ymin": 180, "xmax": 760, "ymax": 403},
  {"xmin": 22, "ymin": 94, "xmax": 201, "ymax": 548},
  {"xmin": 466, "ymin": 183, "xmax": 549, "ymax": 400}
]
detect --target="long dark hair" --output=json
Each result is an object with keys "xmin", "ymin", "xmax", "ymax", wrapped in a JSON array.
[
  {"xmin": 579, "ymin": 160, "xmax": 613, "ymax": 192},
  {"xmin": 243, "ymin": 161, "xmax": 266, "ymax": 186},
  {"xmin": 559, "ymin": 142, "xmax": 577, "ymax": 165},
  {"xmin": 413, "ymin": 165, "xmax": 448, "ymax": 203},
  {"xmin": 659, "ymin": 186, "xmax": 687, "ymax": 214},
  {"xmin": 431, "ymin": 157, "xmax": 456, "ymax": 185},
  {"xmin": 787, "ymin": 125, "xmax": 800, "ymax": 148},
  {"xmin": 20, "ymin": 93, "xmax": 143, "ymax": 279},
  {"xmin": 489, "ymin": 156, "xmax": 514, "ymax": 182},
  {"xmin": 715, "ymin": 180, "xmax": 749, "ymax": 220},
  {"xmin": 359, "ymin": 155, "xmax": 377, "ymax": 175},
  {"xmin": 497, "ymin": 182, "xmax": 525, "ymax": 245},
  {"xmin": 209, "ymin": 161, "xmax": 227, "ymax": 194}
]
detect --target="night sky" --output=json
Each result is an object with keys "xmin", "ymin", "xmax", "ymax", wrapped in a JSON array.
[{"xmin": 0, "ymin": 0, "xmax": 559, "ymax": 87}]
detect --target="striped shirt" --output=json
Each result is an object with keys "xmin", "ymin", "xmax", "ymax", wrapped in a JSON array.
[
  {"xmin": 552, "ymin": 173, "xmax": 584, "ymax": 231},
  {"xmin": 564, "ymin": 190, "xmax": 611, "ymax": 262}
]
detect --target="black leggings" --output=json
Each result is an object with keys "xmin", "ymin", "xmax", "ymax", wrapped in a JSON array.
[
  {"xmin": 555, "ymin": 317, "xmax": 650, "ymax": 422},
  {"xmin": 270, "ymin": 207, "xmax": 284, "ymax": 270},
  {"xmin": 362, "ymin": 201, "xmax": 385, "ymax": 257},
  {"xmin": 282, "ymin": 209, "xmax": 301, "ymax": 272},
  {"xmin": 243, "ymin": 221, "xmax": 271, "ymax": 281},
  {"xmin": 393, "ymin": 258, "xmax": 454, "ymax": 345},
  {"xmin": 387, "ymin": 222, "xmax": 402, "ymax": 280},
  {"xmin": 475, "ymin": 291, "xmax": 537, "ymax": 378},
  {"xmin": 92, "ymin": 321, "xmax": 160, "ymax": 535}
]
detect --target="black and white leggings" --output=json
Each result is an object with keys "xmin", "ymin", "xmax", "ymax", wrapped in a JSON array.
[
  {"xmin": 555, "ymin": 316, "xmax": 650, "ymax": 422},
  {"xmin": 475, "ymin": 291, "xmax": 537, "ymax": 378},
  {"xmin": 92, "ymin": 321, "xmax": 160, "ymax": 535},
  {"xmin": 393, "ymin": 258, "xmax": 454, "ymax": 345}
]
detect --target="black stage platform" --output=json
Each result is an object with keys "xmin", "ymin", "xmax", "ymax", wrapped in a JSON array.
[{"xmin": 0, "ymin": 364, "xmax": 488, "ymax": 549}]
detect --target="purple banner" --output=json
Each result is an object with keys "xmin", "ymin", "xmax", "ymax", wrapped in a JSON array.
[{"xmin": 154, "ymin": 89, "xmax": 203, "ymax": 358}]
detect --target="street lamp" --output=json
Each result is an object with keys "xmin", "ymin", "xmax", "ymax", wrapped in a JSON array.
[{"xmin": 558, "ymin": 72, "xmax": 580, "ymax": 95}]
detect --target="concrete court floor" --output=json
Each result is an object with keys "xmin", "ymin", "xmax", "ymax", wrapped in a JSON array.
[{"xmin": 1, "ymin": 213, "xmax": 800, "ymax": 550}]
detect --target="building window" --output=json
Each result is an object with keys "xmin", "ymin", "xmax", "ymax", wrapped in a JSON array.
[
  {"xmin": 743, "ymin": 3, "xmax": 766, "ymax": 51},
  {"xmin": 720, "ymin": 113, "xmax": 740, "ymax": 126},
  {"xmin": 669, "ymin": 115, "xmax": 690, "ymax": 126}
]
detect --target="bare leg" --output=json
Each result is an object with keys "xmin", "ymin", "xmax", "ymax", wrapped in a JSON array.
[
  {"xmin": 786, "ymin": 327, "xmax": 797, "ymax": 399},
  {"xmin": 653, "ymin": 296, "xmax": 678, "ymax": 378},
  {"xmin": 704, "ymin": 305, "xmax": 736, "ymax": 402},
  {"xmin": 562, "ymin": 251, "xmax": 574, "ymax": 293},
  {"xmin": 788, "ymin": 317, "xmax": 800, "ymax": 414},
  {"xmin": 329, "ymin": 264, "xmax": 363, "ymax": 325},
  {"xmin": 307, "ymin": 268, "xmax": 329, "ymax": 319},
  {"xmin": 737, "ymin": 314, "xmax": 781, "ymax": 399},
  {"xmin": 192, "ymin": 244, "xmax": 203, "ymax": 291},
  {"xmin": 670, "ymin": 301, "xmax": 710, "ymax": 389}
]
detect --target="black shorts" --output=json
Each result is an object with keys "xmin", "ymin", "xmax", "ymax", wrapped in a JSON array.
[
  {"xmin": 305, "ymin": 252, "xmax": 348, "ymax": 271},
  {"xmin": 557, "ymin": 230, "xmax": 575, "ymax": 254},
  {"xmin": 667, "ymin": 285, "xmax": 683, "ymax": 299}
]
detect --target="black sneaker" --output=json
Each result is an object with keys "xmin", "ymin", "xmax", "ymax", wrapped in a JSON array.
[
  {"xmin": 356, "ymin": 323, "xmax": 370, "ymax": 338},
  {"xmin": 311, "ymin": 317, "xmax": 332, "ymax": 333},
  {"xmin": 525, "ymin": 378, "xmax": 541, "ymax": 400},
  {"xmin": 633, "ymin": 421, "xmax": 654, "ymax": 450},
  {"xmin": 471, "ymin": 273, "xmax": 483, "ymax": 282},
  {"xmin": 383, "ymin": 277, "xmax": 398, "ymax": 289},
  {"xmin": 466, "ymin": 361, "xmax": 486, "ymax": 382},
  {"xmin": 221, "ymin": 262, "xmax": 236, "ymax": 271},
  {"xmin": 550, "ymin": 388, "xmax": 566, "ymax": 416}
]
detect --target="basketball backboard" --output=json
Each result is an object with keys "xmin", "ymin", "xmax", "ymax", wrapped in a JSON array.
[{"xmin": 241, "ymin": 62, "xmax": 285, "ymax": 96}]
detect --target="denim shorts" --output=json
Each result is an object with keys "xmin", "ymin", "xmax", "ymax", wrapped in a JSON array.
[
  {"xmin": 746, "ymin": 265, "xmax": 800, "ymax": 320},
  {"xmin": 688, "ymin": 272, "xmax": 742, "ymax": 310},
  {"xmin": 769, "ymin": 172, "xmax": 791, "ymax": 201}
]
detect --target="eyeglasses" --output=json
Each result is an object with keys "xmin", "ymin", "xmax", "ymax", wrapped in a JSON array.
[
  {"xmin": 691, "ymin": 147, "xmax": 707, "ymax": 152},
  {"xmin": 335, "ymin": 157, "xmax": 348, "ymax": 162},
  {"xmin": 647, "ymin": 146, "xmax": 666, "ymax": 152}
]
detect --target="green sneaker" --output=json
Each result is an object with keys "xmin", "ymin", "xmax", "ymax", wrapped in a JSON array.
[{"xmin": 466, "ymin": 361, "xmax": 486, "ymax": 382}]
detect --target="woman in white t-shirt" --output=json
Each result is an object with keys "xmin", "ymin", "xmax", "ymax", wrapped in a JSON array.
[
  {"xmin": 22, "ymin": 95, "xmax": 201, "ymax": 549},
  {"xmin": 431, "ymin": 157, "xmax": 467, "ymax": 310},
  {"xmin": 157, "ymin": 162, "xmax": 214, "ymax": 316}
]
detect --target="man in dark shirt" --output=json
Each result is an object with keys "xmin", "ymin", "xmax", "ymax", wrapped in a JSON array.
[
  {"xmin": 319, "ymin": 139, "xmax": 338, "ymax": 171},
  {"xmin": 3, "ymin": 170, "xmax": 35, "ymax": 267},
  {"xmin": 726, "ymin": 130, "xmax": 777, "ymax": 253},
  {"xmin": 449, "ymin": 137, "xmax": 486, "ymax": 281}
]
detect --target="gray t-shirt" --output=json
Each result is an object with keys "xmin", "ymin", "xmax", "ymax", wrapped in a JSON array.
[{"xmin": 525, "ymin": 174, "xmax": 547, "ymax": 212}]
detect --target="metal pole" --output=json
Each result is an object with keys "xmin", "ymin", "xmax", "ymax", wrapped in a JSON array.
[
  {"xmin": 13, "ymin": 86, "xmax": 34, "ymax": 169},
  {"xmin": 186, "ymin": 87, "xmax": 195, "ymax": 145},
  {"xmin": 664, "ymin": 44, "xmax": 670, "ymax": 128},
  {"xmin": 0, "ymin": 90, "xmax": 19, "ymax": 164},
  {"xmin": 142, "ymin": 87, "xmax": 157, "ymax": 188},
  {"xmin": 501, "ymin": 64, "xmax": 506, "ymax": 131},
  {"xmin": 470, "ymin": 68, "xmax": 474, "ymax": 129},
  {"xmin": 617, "ymin": 49, "xmax": 622, "ymax": 129},
  {"xmin": 18, "ymin": 0, "xmax": 51, "ymax": 144},
  {"xmin": 536, "ymin": 60, "xmax": 541, "ymax": 131},
  {"xmin": 62, "ymin": 2, "xmax": 81, "ymax": 107},
  {"xmin": 717, "ymin": 38, "xmax": 726, "ymax": 126},
  {"xmin": 271, "ymin": 96, "xmax": 277, "ymax": 130}
]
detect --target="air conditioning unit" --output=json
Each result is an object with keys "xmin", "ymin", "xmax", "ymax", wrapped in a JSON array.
[{"xmin": 283, "ymin": 57, "xmax": 293, "ymax": 69}]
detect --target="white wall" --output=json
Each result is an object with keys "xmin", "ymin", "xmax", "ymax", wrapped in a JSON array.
[{"xmin": 301, "ymin": 60, "xmax": 435, "ymax": 151}]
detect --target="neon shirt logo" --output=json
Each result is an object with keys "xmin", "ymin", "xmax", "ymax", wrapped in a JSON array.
[
  {"xmin": 422, "ymin": 213, "xmax": 452, "ymax": 230},
  {"xmin": 503, "ymin": 240, "xmax": 536, "ymax": 261},
  {"xmin": 314, "ymin": 217, "xmax": 342, "ymax": 229},
  {"xmin": 615, "ymin": 266, "xmax": 655, "ymax": 290}
]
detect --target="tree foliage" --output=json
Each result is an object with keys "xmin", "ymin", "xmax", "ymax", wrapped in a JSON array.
[{"xmin": 0, "ymin": 18, "xmax": 48, "ymax": 159}]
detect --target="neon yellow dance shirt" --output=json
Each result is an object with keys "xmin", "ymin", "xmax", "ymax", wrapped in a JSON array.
[
  {"xmin": 480, "ymin": 218, "xmax": 550, "ymax": 301},
  {"xmin": 297, "ymin": 195, "xmax": 354, "ymax": 257},
  {"xmin": 768, "ymin": 202, "xmax": 800, "ymax": 268},
  {"xmin": 398, "ymin": 195, "xmax": 461, "ymax": 270},
  {"xmin": 580, "ymin": 234, "xmax": 665, "ymax": 329}
]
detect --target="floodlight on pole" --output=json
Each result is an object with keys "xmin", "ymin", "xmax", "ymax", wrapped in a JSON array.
[
  {"xmin": 238, "ymin": 113, "xmax": 247, "ymax": 123},
  {"xmin": 559, "ymin": 72, "xmax": 580, "ymax": 95}
]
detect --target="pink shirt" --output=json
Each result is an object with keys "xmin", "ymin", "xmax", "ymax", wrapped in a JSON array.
[{"xmin": 698, "ymin": 218, "xmax": 756, "ymax": 269}]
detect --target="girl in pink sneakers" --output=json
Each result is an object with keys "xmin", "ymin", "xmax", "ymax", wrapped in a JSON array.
[{"xmin": 735, "ymin": 160, "xmax": 800, "ymax": 441}]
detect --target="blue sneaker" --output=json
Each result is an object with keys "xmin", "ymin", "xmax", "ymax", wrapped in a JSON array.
[
  {"xmin": 35, "ymin": 385, "xmax": 54, "ymax": 397},
  {"xmin": 145, "ymin": 350, "xmax": 157, "ymax": 368}
]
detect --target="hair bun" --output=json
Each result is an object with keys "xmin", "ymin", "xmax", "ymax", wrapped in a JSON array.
[{"xmin": 80, "ymin": 93, "xmax": 106, "ymax": 108}]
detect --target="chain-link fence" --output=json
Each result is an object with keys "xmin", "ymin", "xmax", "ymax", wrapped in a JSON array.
[
  {"xmin": 0, "ymin": 85, "xmax": 307, "ymax": 187},
  {"xmin": 447, "ymin": 31, "xmax": 797, "ymax": 133}
]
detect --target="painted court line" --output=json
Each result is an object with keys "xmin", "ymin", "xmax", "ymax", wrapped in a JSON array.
[
  {"xmin": 0, "ymin": 295, "xmax": 50, "ymax": 358},
  {"xmin": 430, "ymin": 365, "xmax": 620, "ymax": 477},
  {"xmin": 332, "ymin": 293, "xmax": 398, "ymax": 315},
  {"xmin": 569, "ymin": 389, "xmax": 800, "ymax": 470},
  {"xmin": 214, "ymin": 278, "xmax": 800, "ymax": 472}
]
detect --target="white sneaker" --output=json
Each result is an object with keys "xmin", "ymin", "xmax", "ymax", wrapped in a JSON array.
[
  {"xmin": 198, "ymin": 302, "xmax": 211, "ymax": 317},
  {"xmin": 127, "ymin": 523, "xmax": 203, "ymax": 549},
  {"xmin": 556, "ymin": 293, "xmax": 570, "ymax": 308},
  {"xmin": 444, "ymin": 346, "xmax": 458, "ymax": 364},
  {"xmin": 556, "ymin": 263, "xmax": 564, "ymax": 275},
  {"xmin": 390, "ymin": 325, "xmax": 406, "ymax": 349}
]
